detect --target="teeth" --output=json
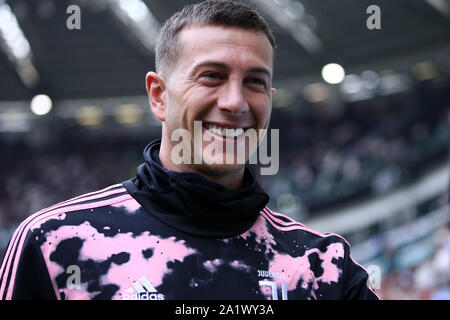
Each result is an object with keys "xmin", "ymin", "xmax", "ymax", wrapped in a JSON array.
[{"xmin": 205, "ymin": 123, "xmax": 245, "ymax": 138}]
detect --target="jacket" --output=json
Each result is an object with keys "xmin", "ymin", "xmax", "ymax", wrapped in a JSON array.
[{"xmin": 0, "ymin": 139, "xmax": 379, "ymax": 300}]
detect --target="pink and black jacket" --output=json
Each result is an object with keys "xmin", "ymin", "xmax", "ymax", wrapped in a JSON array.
[{"xmin": 0, "ymin": 140, "xmax": 379, "ymax": 300}]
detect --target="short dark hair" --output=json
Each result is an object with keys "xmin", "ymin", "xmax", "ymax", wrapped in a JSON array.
[{"xmin": 155, "ymin": 0, "xmax": 276, "ymax": 76}]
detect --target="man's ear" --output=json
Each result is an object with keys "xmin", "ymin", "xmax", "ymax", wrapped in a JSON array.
[{"xmin": 146, "ymin": 71, "xmax": 167, "ymax": 122}]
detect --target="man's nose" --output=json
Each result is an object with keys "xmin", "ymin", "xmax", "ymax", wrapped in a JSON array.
[{"xmin": 217, "ymin": 81, "xmax": 249, "ymax": 114}]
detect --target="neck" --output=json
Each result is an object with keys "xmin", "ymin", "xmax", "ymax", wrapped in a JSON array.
[
  {"xmin": 159, "ymin": 140, "xmax": 245, "ymax": 190},
  {"xmin": 197, "ymin": 168, "xmax": 245, "ymax": 190}
]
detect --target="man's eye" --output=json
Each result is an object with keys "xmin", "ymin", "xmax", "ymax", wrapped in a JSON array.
[
  {"xmin": 246, "ymin": 78, "xmax": 267, "ymax": 88},
  {"xmin": 201, "ymin": 72, "xmax": 223, "ymax": 80}
]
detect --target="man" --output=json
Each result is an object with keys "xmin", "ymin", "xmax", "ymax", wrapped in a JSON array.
[{"xmin": 0, "ymin": 0, "xmax": 379, "ymax": 300}]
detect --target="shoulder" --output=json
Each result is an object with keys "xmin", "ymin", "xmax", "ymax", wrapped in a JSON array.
[
  {"xmin": 260, "ymin": 207, "xmax": 380, "ymax": 299},
  {"xmin": 17, "ymin": 183, "xmax": 134, "ymax": 235},
  {"xmin": 0, "ymin": 184, "xmax": 136, "ymax": 299},
  {"xmin": 260, "ymin": 207, "xmax": 351, "ymax": 247}
]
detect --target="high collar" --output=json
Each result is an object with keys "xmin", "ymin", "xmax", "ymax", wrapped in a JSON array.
[{"xmin": 123, "ymin": 139, "xmax": 269, "ymax": 238}]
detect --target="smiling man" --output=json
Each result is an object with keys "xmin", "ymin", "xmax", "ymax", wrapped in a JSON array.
[
  {"xmin": 148, "ymin": 9, "xmax": 276, "ymax": 189},
  {"xmin": 0, "ymin": 0, "xmax": 379, "ymax": 300}
]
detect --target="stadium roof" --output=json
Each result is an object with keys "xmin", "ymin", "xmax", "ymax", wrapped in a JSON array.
[{"xmin": 1, "ymin": 0, "xmax": 449, "ymax": 102}]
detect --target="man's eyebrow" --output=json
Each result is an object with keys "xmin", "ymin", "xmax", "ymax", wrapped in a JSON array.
[
  {"xmin": 190, "ymin": 61, "xmax": 272, "ymax": 78},
  {"xmin": 248, "ymin": 66, "xmax": 272, "ymax": 78}
]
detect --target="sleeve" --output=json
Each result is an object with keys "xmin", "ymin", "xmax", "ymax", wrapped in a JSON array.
[
  {"xmin": 0, "ymin": 229, "xmax": 58, "ymax": 300},
  {"xmin": 341, "ymin": 241, "xmax": 380, "ymax": 300}
]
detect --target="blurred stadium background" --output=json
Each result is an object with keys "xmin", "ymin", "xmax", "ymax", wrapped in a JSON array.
[{"xmin": 0, "ymin": 0, "xmax": 449, "ymax": 300}]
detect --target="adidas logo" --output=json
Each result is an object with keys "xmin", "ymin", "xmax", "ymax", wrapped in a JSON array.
[{"xmin": 121, "ymin": 276, "xmax": 165, "ymax": 300}]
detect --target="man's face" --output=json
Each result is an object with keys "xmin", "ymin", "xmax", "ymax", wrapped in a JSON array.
[{"xmin": 156, "ymin": 25, "xmax": 274, "ymax": 180}]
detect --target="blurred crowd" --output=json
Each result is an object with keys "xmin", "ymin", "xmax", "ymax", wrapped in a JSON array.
[
  {"xmin": 0, "ymin": 142, "xmax": 141, "ymax": 229},
  {"xmin": 261, "ymin": 75, "xmax": 450, "ymax": 217},
  {"xmin": 380, "ymin": 222, "xmax": 449, "ymax": 300}
]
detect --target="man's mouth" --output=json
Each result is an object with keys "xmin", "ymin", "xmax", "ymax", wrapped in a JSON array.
[{"xmin": 203, "ymin": 122, "xmax": 247, "ymax": 138}]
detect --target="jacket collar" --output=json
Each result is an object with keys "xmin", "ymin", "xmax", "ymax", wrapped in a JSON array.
[{"xmin": 123, "ymin": 139, "xmax": 269, "ymax": 238}]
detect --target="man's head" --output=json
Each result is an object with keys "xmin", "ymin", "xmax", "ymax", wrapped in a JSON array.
[
  {"xmin": 146, "ymin": 0, "xmax": 276, "ymax": 189},
  {"xmin": 155, "ymin": 0, "xmax": 276, "ymax": 77}
]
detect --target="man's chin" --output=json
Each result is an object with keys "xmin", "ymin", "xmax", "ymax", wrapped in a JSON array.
[{"xmin": 192, "ymin": 157, "xmax": 246, "ymax": 179}]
